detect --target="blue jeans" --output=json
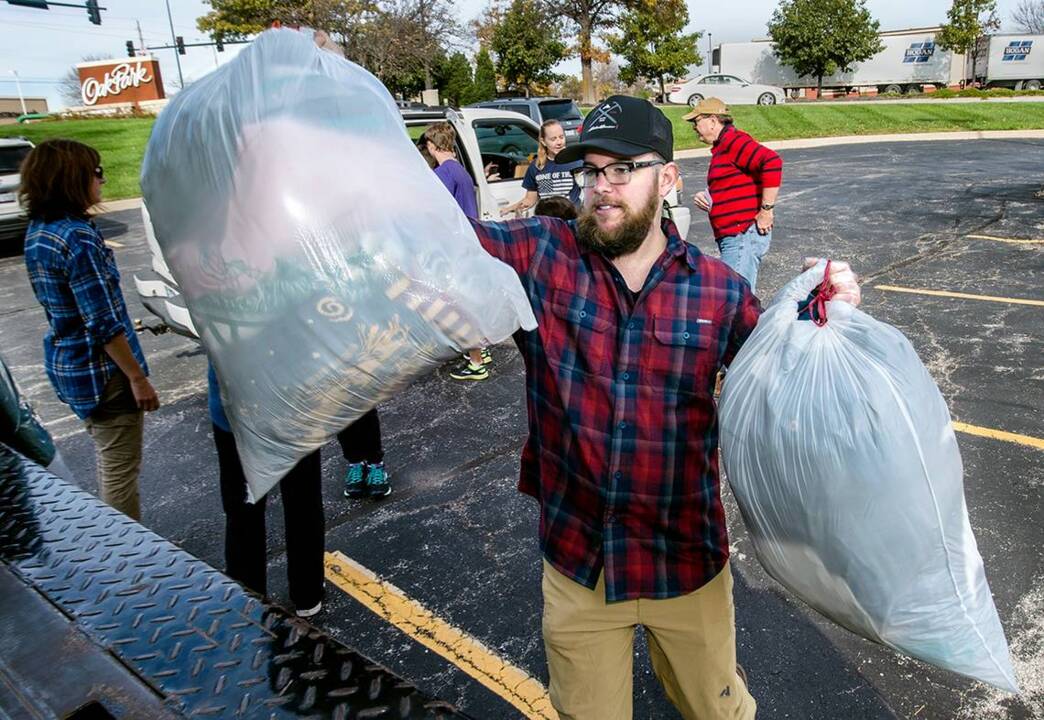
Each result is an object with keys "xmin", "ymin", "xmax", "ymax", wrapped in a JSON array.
[{"xmin": 718, "ymin": 223, "xmax": 771, "ymax": 294}]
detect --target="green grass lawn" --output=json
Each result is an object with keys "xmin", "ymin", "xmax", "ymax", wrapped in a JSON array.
[
  {"xmin": 3, "ymin": 102, "xmax": 1042, "ymax": 200},
  {"xmin": 665, "ymin": 102, "xmax": 1044, "ymax": 151},
  {"xmin": 1, "ymin": 118, "xmax": 154, "ymax": 201}
]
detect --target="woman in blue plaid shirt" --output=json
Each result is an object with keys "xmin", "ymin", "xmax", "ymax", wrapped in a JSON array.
[{"xmin": 21, "ymin": 139, "xmax": 159, "ymax": 520}]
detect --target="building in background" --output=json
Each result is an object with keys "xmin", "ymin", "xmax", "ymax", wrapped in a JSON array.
[{"xmin": 0, "ymin": 96, "xmax": 48, "ymax": 123}]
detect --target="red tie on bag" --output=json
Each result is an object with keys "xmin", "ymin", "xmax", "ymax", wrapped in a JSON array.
[{"xmin": 797, "ymin": 260, "xmax": 836, "ymax": 327}]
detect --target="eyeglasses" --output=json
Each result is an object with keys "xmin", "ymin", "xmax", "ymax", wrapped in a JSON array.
[
  {"xmin": 93, "ymin": 166, "xmax": 104, "ymax": 180},
  {"xmin": 571, "ymin": 160, "xmax": 664, "ymax": 188}
]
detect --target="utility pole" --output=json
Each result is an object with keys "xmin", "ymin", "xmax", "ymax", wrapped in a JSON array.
[
  {"xmin": 10, "ymin": 70, "xmax": 28, "ymax": 114},
  {"xmin": 707, "ymin": 33, "xmax": 713, "ymax": 74},
  {"xmin": 164, "ymin": 0, "xmax": 184, "ymax": 87},
  {"xmin": 136, "ymin": 19, "xmax": 147, "ymax": 56}
]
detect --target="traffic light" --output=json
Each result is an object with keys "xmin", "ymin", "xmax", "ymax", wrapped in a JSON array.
[
  {"xmin": 7, "ymin": 1, "xmax": 50, "ymax": 8},
  {"xmin": 85, "ymin": 0, "xmax": 100, "ymax": 25},
  {"xmin": 176, "ymin": 35, "xmax": 186, "ymax": 55},
  {"xmin": 126, "ymin": 40, "xmax": 135, "ymax": 57},
  {"xmin": 215, "ymin": 34, "xmax": 224, "ymax": 52}
]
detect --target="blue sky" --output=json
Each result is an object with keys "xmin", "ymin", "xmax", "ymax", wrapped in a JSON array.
[{"xmin": 0, "ymin": 0, "xmax": 1028, "ymax": 110}]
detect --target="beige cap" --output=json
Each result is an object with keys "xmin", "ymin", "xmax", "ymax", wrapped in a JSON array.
[{"xmin": 682, "ymin": 97, "xmax": 730, "ymax": 121}]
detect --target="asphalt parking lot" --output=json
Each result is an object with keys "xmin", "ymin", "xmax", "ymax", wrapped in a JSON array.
[{"xmin": 1, "ymin": 138, "xmax": 1042, "ymax": 719}]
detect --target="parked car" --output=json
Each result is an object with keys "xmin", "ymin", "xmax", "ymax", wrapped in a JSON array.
[
  {"xmin": 467, "ymin": 97, "xmax": 584, "ymax": 142},
  {"xmin": 0, "ymin": 137, "xmax": 33, "ymax": 250},
  {"xmin": 135, "ymin": 105, "xmax": 692, "ymax": 338},
  {"xmin": 667, "ymin": 74, "xmax": 786, "ymax": 106}
]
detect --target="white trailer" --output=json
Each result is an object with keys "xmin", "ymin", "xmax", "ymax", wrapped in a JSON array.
[
  {"xmin": 978, "ymin": 35, "xmax": 1044, "ymax": 90},
  {"xmin": 715, "ymin": 28, "xmax": 964, "ymax": 95}
]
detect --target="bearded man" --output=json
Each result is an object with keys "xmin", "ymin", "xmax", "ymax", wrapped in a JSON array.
[{"xmin": 467, "ymin": 96, "xmax": 859, "ymax": 720}]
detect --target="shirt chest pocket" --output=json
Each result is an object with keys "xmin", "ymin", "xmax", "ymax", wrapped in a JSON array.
[
  {"xmin": 545, "ymin": 289, "xmax": 615, "ymax": 378},
  {"xmin": 641, "ymin": 317, "xmax": 721, "ymax": 397}
]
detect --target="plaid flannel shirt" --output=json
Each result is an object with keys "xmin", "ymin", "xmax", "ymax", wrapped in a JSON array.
[
  {"xmin": 472, "ymin": 216, "xmax": 762, "ymax": 601},
  {"xmin": 24, "ymin": 217, "xmax": 147, "ymax": 420}
]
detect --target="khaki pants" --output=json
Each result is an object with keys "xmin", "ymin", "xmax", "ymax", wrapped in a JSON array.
[
  {"xmin": 542, "ymin": 559, "xmax": 756, "ymax": 720},
  {"xmin": 83, "ymin": 373, "xmax": 143, "ymax": 520}
]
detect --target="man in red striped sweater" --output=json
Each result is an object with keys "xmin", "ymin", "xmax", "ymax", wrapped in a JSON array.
[{"xmin": 685, "ymin": 98, "xmax": 782, "ymax": 294}]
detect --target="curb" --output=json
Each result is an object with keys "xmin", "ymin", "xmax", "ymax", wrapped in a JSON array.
[
  {"xmin": 674, "ymin": 129, "xmax": 1044, "ymax": 159},
  {"xmin": 94, "ymin": 197, "xmax": 144, "ymax": 214}
]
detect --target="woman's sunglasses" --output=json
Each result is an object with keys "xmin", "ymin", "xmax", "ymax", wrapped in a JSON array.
[{"xmin": 93, "ymin": 166, "xmax": 105, "ymax": 180}]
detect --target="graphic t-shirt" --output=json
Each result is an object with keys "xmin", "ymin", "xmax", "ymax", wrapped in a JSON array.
[{"xmin": 522, "ymin": 158, "xmax": 582, "ymax": 204}]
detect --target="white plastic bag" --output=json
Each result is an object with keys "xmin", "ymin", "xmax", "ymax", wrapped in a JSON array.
[
  {"xmin": 719, "ymin": 260, "xmax": 1019, "ymax": 693},
  {"xmin": 141, "ymin": 29, "xmax": 536, "ymax": 500}
]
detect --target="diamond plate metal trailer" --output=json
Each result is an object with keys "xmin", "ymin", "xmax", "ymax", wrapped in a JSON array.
[{"xmin": 0, "ymin": 443, "xmax": 471, "ymax": 720}]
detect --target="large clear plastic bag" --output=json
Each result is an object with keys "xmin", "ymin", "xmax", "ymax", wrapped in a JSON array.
[
  {"xmin": 141, "ymin": 29, "xmax": 536, "ymax": 500},
  {"xmin": 719, "ymin": 260, "xmax": 1019, "ymax": 693}
]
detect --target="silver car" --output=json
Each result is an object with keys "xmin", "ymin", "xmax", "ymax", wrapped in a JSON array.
[
  {"xmin": 668, "ymin": 74, "xmax": 786, "ymax": 106},
  {"xmin": 0, "ymin": 137, "xmax": 33, "ymax": 250}
]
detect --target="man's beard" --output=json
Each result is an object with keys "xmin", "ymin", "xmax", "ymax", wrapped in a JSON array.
[{"xmin": 577, "ymin": 187, "xmax": 661, "ymax": 259}]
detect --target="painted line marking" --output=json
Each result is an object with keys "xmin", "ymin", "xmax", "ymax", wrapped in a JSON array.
[
  {"xmin": 324, "ymin": 551, "xmax": 559, "ymax": 720},
  {"xmin": 953, "ymin": 422, "xmax": 1044, "ymax": 451},
  {"xmin": 105, "ymin": 240, "xmax": 124, "ymax": 248},
  {"xmin": 965, "ymin": 234, "xmax": 1044, "ymax": 245},
  {"xmin": 874, "ymin": 285, "xmax": 1044, "ymax": 307}
]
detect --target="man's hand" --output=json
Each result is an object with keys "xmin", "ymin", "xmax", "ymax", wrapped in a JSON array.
[
  {"xmin": 693, "ymin": 191, "xmax": 711, "ymax": 213},
  {"xmin": 755, "ymin": 208, "xmax": 773, "ymax": 234},
  {"xmin": 803, "ymin": 258, "xmax": 861, "ymax": 307},
  {"xmin": 130, "ymin": 376, "xmax": 160, "ymax": 412}
]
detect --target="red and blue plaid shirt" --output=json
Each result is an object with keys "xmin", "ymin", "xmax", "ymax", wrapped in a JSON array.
[
  {"xmin": 473, "ymin": 216, "xmax": 762, "ymax": 601},
  {"xmin": 24, "ymin": 217, "xmax": 147, "ymax": 420}
]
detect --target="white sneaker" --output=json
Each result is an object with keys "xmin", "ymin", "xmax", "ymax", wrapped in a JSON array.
[{"xmin": 295, "ymin": 601, "xmax": 322, "ymax": 618}]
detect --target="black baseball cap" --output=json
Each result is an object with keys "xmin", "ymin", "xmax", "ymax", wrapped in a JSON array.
[{"xmin": 556, "ymin": 95, "xmax": 674, "ymax": 163}]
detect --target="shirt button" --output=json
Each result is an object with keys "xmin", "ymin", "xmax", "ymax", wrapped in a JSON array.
[
  {"xmin": 627, "ymin": 321, "xmax": 635, "ymax": 330},
  {"xmin": 618, "ymin": 421, "xmax": 627, "ymax": 429},
  {"xmin": 579, "ymin": 310, "xmax": 587, "ymax": 318},
  {"xmin": 683, "ymin": 331, "xmax": 691, "ymax": 339},
  {"xmin": 606, "ymin": 512, "xmax": 617, "ymax": 523},
  {"xmin": 613, "ymin": 471, "xmax": 622, "ymax": 480},
  {"xmin": 621, "ymin": 372, "xmax": 630, "ymax": 380}
]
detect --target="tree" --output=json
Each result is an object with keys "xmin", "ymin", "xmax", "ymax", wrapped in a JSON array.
[
  {"xmin": 197, "ymin": 0, "xmax": 462, "ymax": 93},
  {"xmin": 470, "ymin": 0, "xmax": 509, "ymax": 48},
  {"xmin": 606, "ymin": 0, "xmax": 701, "ymax": 103},
  {"xmin": 937, "ymin": 0, "xmax": 1000, "ymax": 85},
  {"xmin": 439, "ymin": 52, "xmax": 474, "ymax": 106},
  {"xmin": 472, "ymin": 47, "xmax": 498, "ymax": 100},
  {"xmin": 1012, "ymin": 0, "xmax": 1044, "ymax": 32},
  {"xmin": 490, "ymin": 0, "xmax": 567, "ymax": 96},
  {"xmin": 544, "ymin": 0, "xmax": 626, "ymax": 105},
  {"xmin": 767, "ymin": 0, "xmax": 884, "ymax": 96},
  {"xmin": 197, "ymin": 0, "xmax": 372, "ymax": 39}
]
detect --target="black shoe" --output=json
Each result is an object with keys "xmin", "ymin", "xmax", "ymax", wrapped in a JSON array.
[
  {"xmin": 450, "ymin": 359, "xmax": 489, "ymax": 381},
  {"xmin": 366, "ymin": 462, "xmax": 391, "ymax": 498},
  {"xmin": 343, "ymin": 462, "xmax": 366, "ymax": 498}
]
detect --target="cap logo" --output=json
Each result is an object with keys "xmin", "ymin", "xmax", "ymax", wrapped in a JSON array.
[{"xmin": 586, "ymin": 101, "xmax": 622, "ymax": 132}]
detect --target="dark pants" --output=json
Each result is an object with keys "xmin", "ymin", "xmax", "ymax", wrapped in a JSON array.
[
  {"xmin": 336, "ymin": 408, "xmax": 383, "ymax": 464},
  {"xmin": 213, "ymin": 425, "xmax": 325, "ymax": 610}
]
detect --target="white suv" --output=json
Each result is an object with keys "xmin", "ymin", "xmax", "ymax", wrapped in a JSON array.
[
  {"xmin": 135, "ymin": 107, "xmax": 691, "ymax": 337},
  {"xmin": 0, "ymin": 137, "xmax": 33, "ymax": 249}
]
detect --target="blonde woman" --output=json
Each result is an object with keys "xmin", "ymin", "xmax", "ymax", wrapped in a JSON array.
[{"xmin": 501, "ymin": 119, "xmax": 581, "ymax": 217}]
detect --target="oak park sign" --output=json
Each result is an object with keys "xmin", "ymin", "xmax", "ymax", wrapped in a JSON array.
[{"xmin": 76, "ymin": 58, "xmax": 165, "ymax": 107}]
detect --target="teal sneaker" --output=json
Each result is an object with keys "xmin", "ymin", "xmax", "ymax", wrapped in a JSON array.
[
  {"xmin": 366, "ymin": 462, "xmax": 391, "ymax": 498},
  {"xmin": 343, "ymin": 462, "xmax": 367, "ymax": 498}
]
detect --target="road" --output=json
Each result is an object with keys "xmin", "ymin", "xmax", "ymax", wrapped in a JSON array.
[{"xmin": 1, "ymin": 139, "xmax": 1042, "ymax": 719}]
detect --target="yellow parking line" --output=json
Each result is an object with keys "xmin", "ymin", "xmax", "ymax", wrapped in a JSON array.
[
  {"xmin": 324, "ymin": 551, "xmax": 559, "ymax": 720},
  {"xmin": 874, "ymin": 285, "xmax": 1044, "ymax": 307},
  {"xmin": 953, "ymin": 422, "xmax": 1044, "ymax": 450},
  {"xmin": 965, "ymin": 234, "xmax": 1044, "ymax": 245}
]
